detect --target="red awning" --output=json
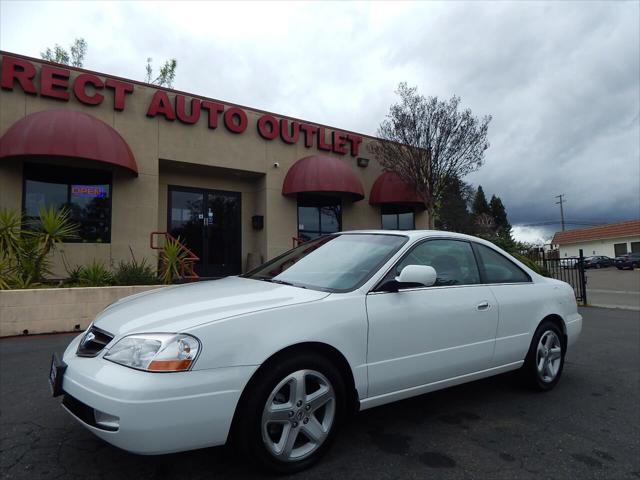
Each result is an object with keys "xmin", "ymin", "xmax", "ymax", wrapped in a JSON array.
[
  {"xmin": 282, "ymin": 155, "xmax": 364, "ymax": 201},
  {"xmin": 369, "ymin": 171, "xmax": 423, "ymax": 206},
  {"xmin": 0, "ymin": 109, "xmax": 138, "ymax": 175}
]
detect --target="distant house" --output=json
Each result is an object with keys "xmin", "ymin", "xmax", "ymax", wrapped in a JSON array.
[{"xmin": 552, "ymin": 220, "xmax": 640, "ymax": 258}]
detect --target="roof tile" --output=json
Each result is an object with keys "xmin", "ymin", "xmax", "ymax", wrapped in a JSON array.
[{"xmin": 552, "ymin": 220, "xmax": 640, "ymax": 245}]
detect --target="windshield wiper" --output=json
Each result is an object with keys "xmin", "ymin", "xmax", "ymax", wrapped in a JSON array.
[{"xmin": 269, "ymin": 278, "xmax": 307, "ymax": 289}]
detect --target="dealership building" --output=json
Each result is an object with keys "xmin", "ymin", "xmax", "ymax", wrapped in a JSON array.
[{"xmin": 0, "ymin": 52, "xmax": 427, "ymax": 277}]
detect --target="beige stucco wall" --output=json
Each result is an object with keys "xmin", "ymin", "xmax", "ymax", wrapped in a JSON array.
[
  {"xmin": 0, "ymin": 285, "xmax": 165, "ymax": 337},
  {"xmin": 0, "ymin": 52, "xmax": 429, "ymax": 280}
]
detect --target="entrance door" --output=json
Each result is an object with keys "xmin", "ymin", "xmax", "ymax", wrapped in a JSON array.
[{"xmin": 168, "ymin": 186, "xmax": 241, "ymax": 277}]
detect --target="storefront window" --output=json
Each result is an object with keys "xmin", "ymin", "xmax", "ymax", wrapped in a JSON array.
[
  {"xmin": 381, "ymin": 205, "xmax": 415, "ymax": 230},
  {"xmin": 297, "ymin": 195, "xmax": 342, "ymax": 242},
  {"xmin": 23, "ymin": 163, "xmax": 112, "ymax": 243}
]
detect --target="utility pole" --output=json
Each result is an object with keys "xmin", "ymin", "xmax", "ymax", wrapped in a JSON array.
[{"xmin": 555, "ymin": 194, "xmax": 566, "ymax": 231}]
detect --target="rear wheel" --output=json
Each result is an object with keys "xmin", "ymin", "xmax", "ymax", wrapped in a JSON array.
[
  {"xmin": 521, "ymin": 321, "xmax": 565, "ymax": 391},
  {"xmin": 232, "ymin": 354, "xmax": 345, "ymax": 474}
]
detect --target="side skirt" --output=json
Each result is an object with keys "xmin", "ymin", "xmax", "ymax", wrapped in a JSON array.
[{"xmin": 359, "ymin": 361, "xmax": 524, "ymax": 411}]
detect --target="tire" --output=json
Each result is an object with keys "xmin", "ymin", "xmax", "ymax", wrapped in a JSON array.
[
  {"xmin": 596, "ymin": 263, "xmax": 601, "ymax": 269},
  {"xmin": 616, "ymin": 266, "xmax": 623, "ymax": 270},
  {"xmin": 232, "ymin": 353, "xmax": 346, "ymax": 474},
  {"xmin": 521, "ymin": 320, "xmax": 565, "ymax": 391}
]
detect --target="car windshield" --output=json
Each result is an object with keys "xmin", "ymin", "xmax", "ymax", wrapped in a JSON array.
[{"xmin": 244, "ymin": 234, "xmax": 408, "ymax": 292}]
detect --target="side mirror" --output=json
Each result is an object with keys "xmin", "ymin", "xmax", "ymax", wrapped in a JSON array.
[
  {"xmin": 378, "ymin": 265, "xmax": 437, "ymax": 292},
  {"xmin": 397, "ymin": 265, "xmax": 437, "ymax": 288}
]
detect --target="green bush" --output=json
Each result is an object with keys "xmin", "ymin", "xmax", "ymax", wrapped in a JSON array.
[
  {"xmin": 0, "ymin": 207, "xmax": 78, "ymax": 289},
  {"xmin": 77, "ymin": 260, "xmax": 113, "ymax": 287},
  {"xmin": 159, "ymin": 236, "xmax": 189, "ymax": 284},
  {"xmin": 511, "ymin": 252, "xmax": 549, "ymax": 277},
  {"xmin": 113, "ymin": 256, "xmax": 157, "ymax": 285}
]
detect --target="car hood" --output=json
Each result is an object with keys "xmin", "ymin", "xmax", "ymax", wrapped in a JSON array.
[{"xmin": 93, "ymin": 277, "xmax": 330, "ymax": 337}]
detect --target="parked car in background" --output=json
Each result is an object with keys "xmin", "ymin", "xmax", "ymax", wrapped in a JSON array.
[
  {"xmin": 51, "ymin": 231, "xmax": 582, "ymax": 474},
  {"xmin": 584, "ymin": 256, "xmax": 614, "ymax": 269},
  {"xmin": 615, "ymin": 252, "xmax": 640, "ymax": 270},
  {"xmin": 560, "ymin": 257, "xmax": 579, "ymax": 269}
]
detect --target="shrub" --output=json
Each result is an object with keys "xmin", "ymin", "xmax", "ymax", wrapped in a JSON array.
[
  {"xmin": 78, "ymin": 260, "xmax": 113, "ymax": 287},
  {"xmin": 113, "ymin": 256, "xmax": 157, "ymax": 285},
  {"xmin": 0, "ymin": 207, "xmax": 78, "ymax": 289},
  {"xmin": 159, "ymin": 236, "xmax": 189, "ymax": 284}
]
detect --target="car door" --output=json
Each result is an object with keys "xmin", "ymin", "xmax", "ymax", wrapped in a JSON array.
[
  {"xmin": 471, "ymin": 243, "xmax": 537, "ymax": 367},
  {"xmin": 366, "ymin": 239, "xmax": 499, "ymax": 398}
]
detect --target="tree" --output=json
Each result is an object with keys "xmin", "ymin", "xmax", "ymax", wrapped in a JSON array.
[
  {"xmin": 472, "ymin": 185, "xmax": 491, "ymax": 216},
  {"xmin": 435, "ymin": 175, "xmax": 474, "ymax": 234},
  {"xmin": 40, "ymin": 38, "xmax": 178, "ymax": 87},
  {"xmin": 370, "ymin": 83, "xmax": 491, "ymax": 228},
  {"xmin": 489, "ymin": 195, "xmax": 511, "ymax": 235},
  {"xmin": 41, "ymin": 38, "xmax": 87, "ymax": 67},
  {"xmin": 145, "ymin": 57, "xmax": 178, "ymax": 88}
]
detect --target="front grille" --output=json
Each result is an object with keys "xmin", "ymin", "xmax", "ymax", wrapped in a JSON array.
[{"xmin": 76, "ymin": 325, "xmax": 114, "ymax": 357}]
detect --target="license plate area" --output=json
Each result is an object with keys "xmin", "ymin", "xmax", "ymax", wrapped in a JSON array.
[{"xmin": 49, "ymin": 353, "xmax": 67, "ymax": 397}]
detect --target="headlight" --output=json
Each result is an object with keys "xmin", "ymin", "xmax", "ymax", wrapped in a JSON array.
[{"xmin": 104, "ymin": 333, "xmax": 200, "ymax": 372}]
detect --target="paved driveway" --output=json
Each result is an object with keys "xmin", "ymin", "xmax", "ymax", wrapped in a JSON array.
[{"xmin": 1, "ymin": 307, "xmax": 639, "ymax": 479}]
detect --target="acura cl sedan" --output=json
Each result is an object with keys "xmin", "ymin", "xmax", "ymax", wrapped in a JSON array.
[{"xmin": 51, "ymin": 231, "xmax": 582, "ymax": 473}]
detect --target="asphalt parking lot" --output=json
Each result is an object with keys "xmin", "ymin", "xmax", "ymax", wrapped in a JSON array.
[
  {"xmin": 586, "ymin": 268, "xmax": 640, "ymax": 310},
  {"xmin": 1, "ymin": 307, "xmax": 639, "ymax": 480}
]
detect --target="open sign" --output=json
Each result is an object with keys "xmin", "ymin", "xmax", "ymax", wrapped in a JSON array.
[{"xmin": 71, "ymin": 185, "xmax": 107, "ymax": 198}]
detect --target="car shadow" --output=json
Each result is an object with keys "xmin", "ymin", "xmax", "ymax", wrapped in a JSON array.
[{"xmin": 77, "ymin": 371, "xmax": 530, "ymax": 479}]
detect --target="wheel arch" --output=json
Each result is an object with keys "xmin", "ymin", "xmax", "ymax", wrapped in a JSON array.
[
  {"xmin": 538, "ymin": 314, "xmax": 568, "ymax": 349},
  {"xmin": 229, "ymin": 341, "xmax": 360, "ymax": 441}
]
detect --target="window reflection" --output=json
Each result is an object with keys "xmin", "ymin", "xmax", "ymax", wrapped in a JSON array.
[
  {"xmin": 23, "ymin": 163, "xmax": 112, "ymax": 243},
  {"xmin": 297, "ymin": 195, "xmax": 342, "ymax": 242},
  {"xmin": 381, "ymin": 205, "xmax": 415, "ymax": 230}
]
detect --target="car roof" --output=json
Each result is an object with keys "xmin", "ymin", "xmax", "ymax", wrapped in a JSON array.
[{"xmin": 339, "ymin": 229, "xmax": 499, "ymax": 246}]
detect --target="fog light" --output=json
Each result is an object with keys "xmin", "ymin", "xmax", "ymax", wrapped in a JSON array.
[{"xmin": 94, "ymin": 409, "xmax": 120, "ymax": 430}]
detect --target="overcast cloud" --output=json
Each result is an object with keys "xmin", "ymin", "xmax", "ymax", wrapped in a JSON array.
[{"xmin": 1, "ymin": 0, "xmax": 638, "ymax": 243}]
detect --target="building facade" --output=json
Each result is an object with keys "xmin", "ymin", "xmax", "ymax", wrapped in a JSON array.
[
  {"xmin": 0, "ymin": 52, "xmax": 427, "ymax": 277},
  {"xmin": 551, "ymin": 220, "xmax": 640, "ymax": 258}
]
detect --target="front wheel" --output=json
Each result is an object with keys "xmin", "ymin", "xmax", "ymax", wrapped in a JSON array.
[
  {"xmin": 521, "ymin": 321, "xmax": 565, "ymax": 391},
  {"xmin": 232, "ymin": 354, "xmax": 345, "ymax": 474}
]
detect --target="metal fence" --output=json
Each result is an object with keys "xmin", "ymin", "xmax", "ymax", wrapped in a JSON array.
[{"xmin": 525, "ymin": 249, "xmax": 588, "ymax": 304}]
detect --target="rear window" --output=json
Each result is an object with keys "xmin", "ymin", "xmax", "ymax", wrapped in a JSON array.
[{"xmin": 474, "ymin": 244, "xmax": 531, "ymax": 284}]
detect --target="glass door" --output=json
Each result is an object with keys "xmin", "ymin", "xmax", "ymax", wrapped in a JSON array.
[
  {"xmin": 205, "ymin": 190, "xmax": 241, "ymax": 276},
  {"xmin": 168, "ymin": 186, "xmax": 242, "ymax": 277}
]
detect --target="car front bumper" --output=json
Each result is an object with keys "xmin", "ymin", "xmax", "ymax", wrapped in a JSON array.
[
  {"xmin": 565, "ymin": 312, "xmax": 582, "ymax": 348},
  {"xmin": 60, "ymin": 334, "xmax": 258, "ymax": 455}
]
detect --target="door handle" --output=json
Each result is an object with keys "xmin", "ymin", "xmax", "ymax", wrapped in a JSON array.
[{"xmin": 476, "ymin": 301, "xmax": 490, "ymax": 311}]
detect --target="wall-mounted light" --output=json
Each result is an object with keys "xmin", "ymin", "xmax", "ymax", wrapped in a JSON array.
[
  {"xmin": 357, "ymin": 157, "xmax": 369, "ymax": 168},
  {"xmin": 252, "ymin": 215, "xmax": 264, "ymax": 230}
]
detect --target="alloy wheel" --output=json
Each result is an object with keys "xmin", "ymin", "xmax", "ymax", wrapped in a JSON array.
[
  {"xmin": 261, "ymin": 369, "xmax": 336, "ymax": 462},
  {"xmin": 536, "ymin": 331, "xmax": 562, "ymax": 382}
]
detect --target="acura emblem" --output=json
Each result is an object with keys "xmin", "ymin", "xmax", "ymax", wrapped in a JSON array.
[{"xmin": 82, "ymin": 331, "xmax": 96, "ymax": 346}]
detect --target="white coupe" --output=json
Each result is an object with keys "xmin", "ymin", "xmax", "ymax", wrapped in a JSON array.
[{"xmin": 51, "ymin": 231, "xmax": 582, "ymax": 473}]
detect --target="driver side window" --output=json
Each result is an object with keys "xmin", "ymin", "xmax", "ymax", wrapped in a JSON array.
[{"xmin": 394, "ymin": 239, "xmax": 481, "ymax": 286}]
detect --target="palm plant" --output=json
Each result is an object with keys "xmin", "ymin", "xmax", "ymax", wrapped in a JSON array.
[
  {"xmin": 0, "ymin": 207, "xmax": 78, "ymax": 289},
  {"xmin": 78, "ymin": 260, "xmax": 113, "ymax": 287},
  {"xmin": 0, "ymin": 209, "xmax": 22, "ymax": 259},
  {"xmin": 159, "ymin": 236, "xmax": 189, "ymax": 284}
]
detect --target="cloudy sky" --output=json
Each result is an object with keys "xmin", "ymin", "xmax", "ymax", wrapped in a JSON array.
[{"xmin": 1, "ymin": 1, "xmax": 638, "ymax": 243}]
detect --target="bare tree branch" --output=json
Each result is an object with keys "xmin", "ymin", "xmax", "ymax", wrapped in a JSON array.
[{"xmin": 369, "ymin": 83, "xmax": 491, "ymax": 228}]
